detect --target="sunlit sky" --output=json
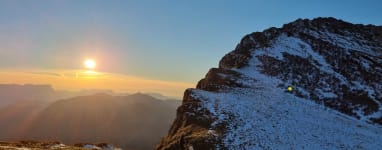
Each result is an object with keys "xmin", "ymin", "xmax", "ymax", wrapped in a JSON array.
[{"xmin": 0, "ymin": 0, "xmax": 381, "ymax": 97}]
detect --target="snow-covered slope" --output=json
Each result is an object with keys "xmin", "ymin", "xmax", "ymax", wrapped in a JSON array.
[{"xmin": 157, "ymin": 17, "xmax": 382, "ymax": 149}]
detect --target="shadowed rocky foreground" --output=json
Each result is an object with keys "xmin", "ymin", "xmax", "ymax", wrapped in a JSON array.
[{"xmin": 0, "ymin": 140, "xmax": 122, "ymax": 150}]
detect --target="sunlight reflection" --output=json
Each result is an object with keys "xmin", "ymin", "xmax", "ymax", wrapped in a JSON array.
[{"xmin": 77, "ymin": 70, "xmax": 103, "ymax": 79}]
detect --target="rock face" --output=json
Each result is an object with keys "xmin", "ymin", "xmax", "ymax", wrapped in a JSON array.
[{"xmin": 157, "ymin": 18, "xmax": 382, "ymax": 149}]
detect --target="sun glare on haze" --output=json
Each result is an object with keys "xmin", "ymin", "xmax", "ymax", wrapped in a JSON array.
[{"xmin": 84, "ymin": 59, "xmax": 96, "ymax": 70}]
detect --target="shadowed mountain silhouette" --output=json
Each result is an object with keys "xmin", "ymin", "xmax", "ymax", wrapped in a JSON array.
[
  {"xmin": 0, "ymin": 84, "xmax": 54, "ymax": 108},
  {"xmin": 0, "ymin": 92, "xmax": 180, "ymax": 150}
]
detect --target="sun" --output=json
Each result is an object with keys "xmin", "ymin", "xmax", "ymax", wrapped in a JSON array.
[{"xmin": 84, "ymin": 59, "xmax": 96, "ymax": 69}]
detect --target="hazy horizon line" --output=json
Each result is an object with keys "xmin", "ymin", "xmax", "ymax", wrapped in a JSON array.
[{"xmin": 0, "ymin": 68, "xmax": 194, "ymax": 98}]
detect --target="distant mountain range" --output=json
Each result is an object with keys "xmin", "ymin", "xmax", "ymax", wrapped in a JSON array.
[
  {"xmin": 0, "ymin": 84, "xmax": 117, "ymax": 109},
  {"xmin": 0, "ymin": 84, "xmax": 180, "ymax": 150}
]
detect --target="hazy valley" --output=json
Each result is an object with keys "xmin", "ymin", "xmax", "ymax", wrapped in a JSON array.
[{"xmin": 0, "ymin": 84, "xmax": 180, "ymax": 150}]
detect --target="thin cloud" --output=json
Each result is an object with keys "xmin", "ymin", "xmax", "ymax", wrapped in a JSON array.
[
  {"xmin": 27, "ymin": 71, "xmax": 63, "ymax": 77},
  {"xmin": 0, "ymin": 69, "xmax": 194, "ymax": 98}
]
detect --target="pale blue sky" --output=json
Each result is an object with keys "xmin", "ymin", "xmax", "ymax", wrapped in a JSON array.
[{"xmin": 1, "ymin": 0, "xmax": 381, "ymax": 83}]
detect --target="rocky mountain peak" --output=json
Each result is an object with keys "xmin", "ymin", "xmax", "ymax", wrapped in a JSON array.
[
  {"xmin": 220, "ymin": 17, "xmax": 382, "ymax": 69},
  {"xmin": 157, "ymin": 18, "xmax": 382, "ymax": 149}
]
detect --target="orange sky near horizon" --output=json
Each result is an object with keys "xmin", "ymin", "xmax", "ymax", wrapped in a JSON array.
[{"xmin": 0, "ymin": 69, "xmax": 194, "ymax": 98}]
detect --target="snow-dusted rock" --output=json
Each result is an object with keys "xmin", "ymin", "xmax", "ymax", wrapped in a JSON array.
[{"xmin": 157, "ymin": 17, "xmax": 382, "ymax": 149}]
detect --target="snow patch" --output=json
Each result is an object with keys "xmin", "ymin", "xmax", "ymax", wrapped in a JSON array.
[
  {"xmin": 188, "ymin": 145, "xmax": 194, "ymax": 150},
  {"xmin": 83, "ymin": 144, "xmax": 101, "ymax": 149},
  {"xmin": 49, "ymin": 144, "xmax": 66, "ymax": 149},
  {"xmin": 207, "ymin": 129, "xmax": 218, "ymax": 136},
  {"xmin": 315, "ymin": 89, "xmax": 338, "ymax": 99}
]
